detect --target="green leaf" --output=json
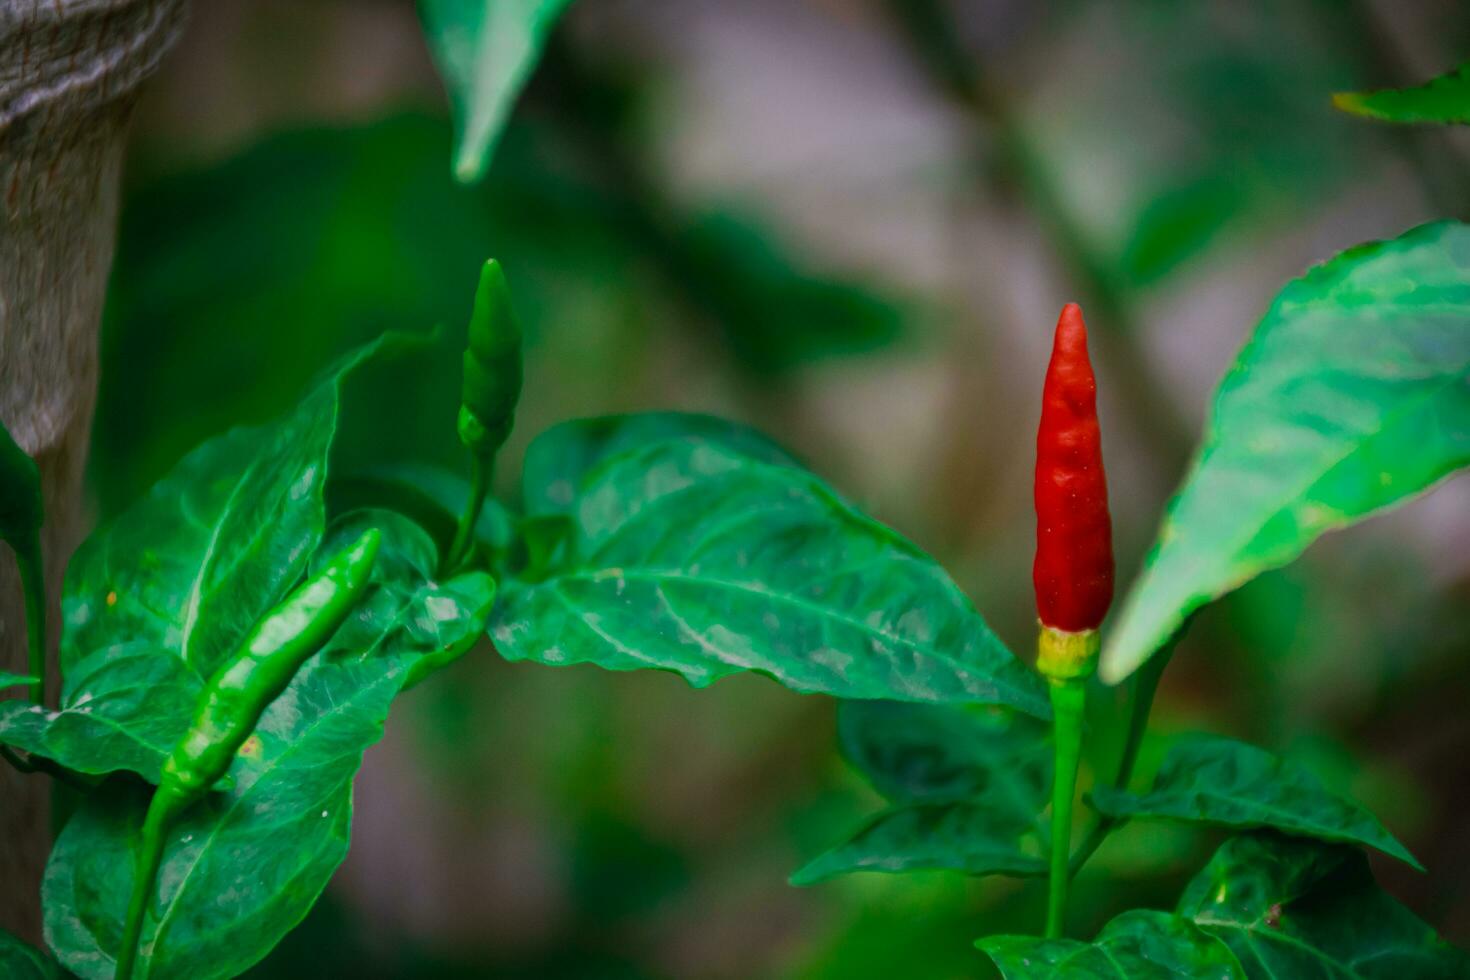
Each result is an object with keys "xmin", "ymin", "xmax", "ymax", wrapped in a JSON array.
[
  {"xmin": 1178, "ymin": 833, "xmax": 1469, "ymax": 979},
  {"xmin": 520, "ymin": 411, "xmax": 799, "ymax": 517},
  {"xmin": 797, "ymin": 702, "xmax": 1052, "ymax": 885},
  {"xmin": 1102, "ymin": 221, "xmax": 1470, "ymax": 683},
  {"xmin": 330, "ymin": 462, "xmax": 517, "ymax": 571},
  {"xmin": 0, "ymin": 417, "xmax": 42, "ymax": 551},
  {"xmin": 419, "ymin": 0, "xmax": 575, "ymax": 183},
  {"xmin": 0, "ymin": 928, "xmax": 63, "ymax": 980},
  {"xmin": 838, "ymin": 700, "xmax": 1050, "ymax": 808},
  {"xmin": 978, "ymin": 909, "xmax": 1244, "ymax": 979},
  {"xmin": 790, "ymin": 801, "xmax": 1046, "ymax": 886},
  {"xmin": 1089, "ymin": 734, "xmax": 1420, "ymax": 869},
  {"xmin": 494, "ymin": 438, "xmax": 1049, "ymax": 715},
  {"xmin": 0, "ymin": 647, "xmax": 202, "ymax": 782},
  {"xmin": 42, "ymin": 510, "xmax": 494, "ymax": 980},
  {"xmin": 0, "ymin": 338, "xmax": 407, "ymax": 780},
  {"xmin": 1334, "ymin": 63, "xmax": 1470, "ymax": 125},
  {"xmin": 0, "ymin": 671, "xmax": 38, "ymax": 691}
]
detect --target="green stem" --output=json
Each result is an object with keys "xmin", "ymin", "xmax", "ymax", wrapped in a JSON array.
[
  {"xmin": 17, "ymin": 532, "xmax": 46, "ymax": 705},
  {"xmin": 1067, "ymin": 634, "xmax": 1180, "ymax": 878},
  {"xmin": 1045, "ymin": 678, "xmax": 1087, "ymax": 939},
  {"xmin": 117, "ymin": 787, "xmax": 188, "ymax": 980},
  {"xmin": 444, "ymin": 455, "xmax": 489, "ymax": 574}
]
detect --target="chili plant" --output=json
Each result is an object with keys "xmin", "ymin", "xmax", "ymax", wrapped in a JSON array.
[{"xmin": 0, "ymin": 216, "xmax": 1467, "ymax": 979}]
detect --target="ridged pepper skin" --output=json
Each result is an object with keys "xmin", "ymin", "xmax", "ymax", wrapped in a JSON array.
[
  {"xmin": 458, "ymin": 259, "xmax": 523, "ymax": 462},
  {"xmin": 1033, "ymin": 303, "xmax": 1114, "ymax": 638}
]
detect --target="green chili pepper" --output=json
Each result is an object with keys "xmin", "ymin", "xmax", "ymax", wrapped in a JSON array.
[
  {"xmin": 115, "ymin": 527, "xmax": 381, "ymax": 980},
  {"xmin": 446, "ymin": 259, "xmax": 523, "ymax": 572},
  {"xmin": 0, "ymin": 419, "xmax": 46, "ymax": 707},
  {"xmin": 458, "ymin": 259, "xmax": 523, "ymax": 462}
]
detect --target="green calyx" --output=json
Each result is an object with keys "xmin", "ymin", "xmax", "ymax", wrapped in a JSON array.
[
  {"xmin": 1037, "ymin": 625, "xmax": 1100, "ymax": 682},
  {"xmin": 458, "ymin": 259, "xmax": 523, "ymax": 461}
]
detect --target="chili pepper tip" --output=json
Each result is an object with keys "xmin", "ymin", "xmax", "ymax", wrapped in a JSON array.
[{"xmin": 1033, "ymin": 303, "xmax": 1114, "ymax": 647}]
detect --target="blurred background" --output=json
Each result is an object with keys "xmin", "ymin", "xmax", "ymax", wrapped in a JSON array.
[{"xmin": 92, "ymin": 0, "xmax": 1470, "ymax": 976}]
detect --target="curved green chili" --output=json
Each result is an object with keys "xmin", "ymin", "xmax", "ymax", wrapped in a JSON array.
[{"xmin": 115, "ymin": 527, "xmax": 380, "ymax": 980}]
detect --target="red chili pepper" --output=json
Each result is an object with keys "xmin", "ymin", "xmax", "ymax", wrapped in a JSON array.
[{"xmin": 1033, "ymin": 303, "xmax": 1114, "ymax": 647}]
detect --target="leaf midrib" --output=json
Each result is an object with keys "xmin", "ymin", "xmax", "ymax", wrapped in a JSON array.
[
  {"xmin": 145, "ymin": 668, "xmax": 401, "ymax": 955},
  {"xmin": 537, "ymin": 567, "xmax": 1039, "ymax": 709}
]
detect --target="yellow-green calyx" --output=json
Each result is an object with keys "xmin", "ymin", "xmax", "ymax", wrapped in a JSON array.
[{"xmin": 1037, "ymin": 625, "xmax": 1100, "ymax": 682}]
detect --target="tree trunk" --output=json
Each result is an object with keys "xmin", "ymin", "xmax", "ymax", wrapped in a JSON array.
[{"xmin": 0, "ymin": 0, "xmax": 186, "ymax": 943}]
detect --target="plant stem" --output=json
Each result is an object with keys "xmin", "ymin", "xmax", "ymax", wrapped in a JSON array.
[
  {"xmin": 1067, "ymin": 635, "xmax": 1179, "ymax": 878},
  {"xmin": 445, "ymin": 455, "xmax": 489, "ymax": 574},
  {"xmin": 118, "ymin": 788, "xmax": 186, "ymax": 980},
  {"xmin": 1045, "ymin": 677, "xmax": 1087, "ymax": 939},
  {"xmin": 18, "ymin": 532, "xmax": 46, "ymax": 705}
]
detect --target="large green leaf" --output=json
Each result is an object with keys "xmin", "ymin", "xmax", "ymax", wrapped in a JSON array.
[
  {"xmin": 1102, "ymin": 221, "xmax": 1470, "ymax": 683},
  {"xmin": 43, "ymin": 510, "xmax": 495, "ymax": 980},
  {"xmin": 978, "ymin": 909, "xmax": 1244, "ymax": 979},
  {"xmin": 0, "ymin": 338, "xmax": 407, "ymax": 779},
  {"xmin": 796, "ymin": 702, "xmax": 1051, "ymax": 885},
  {"xmin": 837, "ymin": 700, "xmax": 1050, "ymax": 807},
  {"xmin": 790, "ymin": 801, "xmax": 1046, "ymax": 885},
  {"xmin": 520, "ymin": 412, "xmax": 799, "ymax": 517},
  {"xmin": 1334, "ymin": 63, "xmax": 1470, "ymax": 125},
  {"xmin": 493, "ymin": 438, "xmax": 1049, "ymax": 715},
  {"xmin": 1089, "ymin": 734, "xmax": 1419, "ymax": 868},
  {"xmin": 0, "ymin": 929, "xmax": 63, "ymax": 980},
  {"xmin": 1178, "ymin": 833, "xmax": 1468, "ymax": 979},
  {"xmin": 419, "ymin": 0, "xmax": 575, "ymax": 182},
  {"xmin": 330, "ymin": 462, "xmax": 518, "ymax": 573}
]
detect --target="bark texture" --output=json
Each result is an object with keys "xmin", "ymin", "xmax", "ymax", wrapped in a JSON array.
[{"xmin": 1, "ymin": 0, "xmax": 186, "ymax": 942}]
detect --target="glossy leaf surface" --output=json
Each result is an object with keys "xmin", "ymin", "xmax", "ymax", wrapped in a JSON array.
[
  {"xmin": 419, "ymin": 0, "xmax": 575, "ymax": 182},
  {"xmin": 0, "ymin": 929, "xmax": 62, "ymax": 980},
  {"xmin": 43, "ymin": 511, "xmax": 495, "ymax": 980},
  {"xmin": 979, "ymin": 909, "xmax": 1243, "ymax": 979},
  {"xmin": 1334, "ymin": 63, "xmax": 1470, "ymax": 125},
  {"xmin": 331, "ymin": 462, "xmax": 517, "ymax": 572},
  {"xmin": 798, "ymin": 701, "xmax": 1052, "ymax": 885},
  {"xmin": 790, "ymin": 801, "xmax": 1046, "ymax": 885},
  {"xmin": 495, "ymin": 437, "xmax": 1048, "ymax": 715},
  {"xmin": 0, "ymin": 339, "xmax": 403, "ymax": 779},
  {"xmin": 838, "ymin": 700, "xmax": 1050, "ymax": 807},
  {"xmin": 1090, "ymin": 734, "xmax": 1419, "ymax": 868},
  {"xmin": 1104, "ymin": 221, "xmax": 1470, "ymax": 682},
  {"xmin": 520, "ymin": 412, "xmax": 799, "ymax": 517},
  {"xmin": 1178, "ymin": 833, "xmax": 1469, "ymax": 979}
]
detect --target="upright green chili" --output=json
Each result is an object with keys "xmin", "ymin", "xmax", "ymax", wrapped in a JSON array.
[
  {"xmin": 115, "ymin": 527, "xmax": 381, "ymax": 980},
  {"xmin": 1033, "ymin": 303, "xmax": 1113, "ymax": 939},
  {"xmin": 0, "ymin": 420, "xmax": 46, "ymax": 706},
  {"xmin": 446, "ymin": 259, "xmax": 523, "ymax": 572}
]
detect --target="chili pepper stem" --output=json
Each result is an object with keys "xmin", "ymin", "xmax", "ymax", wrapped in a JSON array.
[
  {"xmin": 1066, "ymin": 643, "xmax": 1171, "ymax": 879},
  {"xmin": 17, "ymin": 532, "xmax": 46, "ymax": 705},
  {"xmin": 445, "ymin": 455, "xmax": 490, "ymax": 574},
  {"xmin": 118, "ymin": 787, "xmax": 189, "ymax": 980},
  {"xmin": 1045, "ymin": 676, "xmax": 1086, "ymax": 939}
]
